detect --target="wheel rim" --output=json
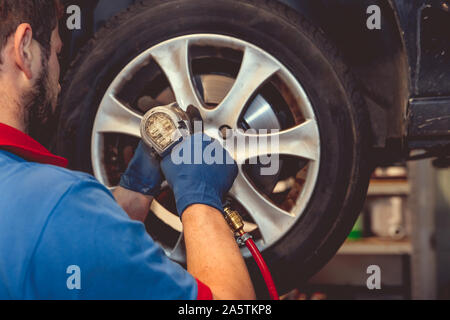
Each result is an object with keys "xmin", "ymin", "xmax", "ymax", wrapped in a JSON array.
[{"xmin": 91, "ymin": 34, "xmax": 320, "ymax": 261}]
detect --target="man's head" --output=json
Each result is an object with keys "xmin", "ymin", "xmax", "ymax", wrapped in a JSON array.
[{"xmin": 0, "ymin": 0, "xmax": 63, "ymax": 137}]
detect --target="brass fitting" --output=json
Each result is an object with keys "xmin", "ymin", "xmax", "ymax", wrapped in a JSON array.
[{"xmin": 223, "ymin": 206, "xmax": 245, "ymax": 236}]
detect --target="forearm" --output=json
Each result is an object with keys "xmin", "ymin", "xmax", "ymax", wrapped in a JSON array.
[
  {"xmin": 182, "ymin": 204, "xmax": 256, "ymax": 300},
  {"xmin": 113, "ymin": 186, "xmax": 153, "ymax": 222}
]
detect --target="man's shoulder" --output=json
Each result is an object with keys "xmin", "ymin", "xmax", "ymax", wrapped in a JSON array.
[
  {"xmin": 0, "ymin": 152, "xmax": 111, "ymax": 209},
  {"xmin": 7, "ymin": 163, "xmax": 95, "ymax": 191},
  {"xmin": 21, "ymin": 162, "xmax": 97, "ymax": 186}
]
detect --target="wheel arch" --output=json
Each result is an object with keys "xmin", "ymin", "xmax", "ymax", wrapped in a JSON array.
[{"xmin": 278, "ymin": 0, "xmax": 411, "ymax": 155}]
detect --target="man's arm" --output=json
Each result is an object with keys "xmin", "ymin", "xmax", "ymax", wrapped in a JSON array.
[
  {"xmin": 113, "ymin": 186, "xmax": 152, "ymax": 223},
  {"xmin": 160, "ymin": 134, "xmax": 257, "ymax": 300},
  {"xmin": 113, "ymin": 187, "xmax": 256, "ymax": 300},
  {"xmin": 114, "ymin": 142, "xmax": 162, "ymax": 222},
  {"xmin": 115, "ymin": 134, "xmax": 256, "ymax": 299},
  {"xmin": 183, "ymin": 204, "xmax": 256, "ymax": 300}
]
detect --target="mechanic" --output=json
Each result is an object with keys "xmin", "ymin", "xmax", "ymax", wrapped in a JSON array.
[{"xmin": 0, "ymin": 0, "xmax": 255, "ymax": 300}]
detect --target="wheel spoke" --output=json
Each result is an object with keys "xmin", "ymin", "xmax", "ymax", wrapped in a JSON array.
[
  {"xmin": 150, "ymin": 200, "xmax": 183, "ymax": 232},
  {"xmin": 96, "ymin": 94, "xmax": 142, "ymax": 138},
  {"xmin": 151, "ymin": 39, "xmax": 204, "ymax": 112},
  {"xmin": 229, "ymin": 170, "xmax": 295, "ymax": 244},
  {"xmin": 205, "ymin": 46, "xmax": 280, "ymax": 127},
  {"xmin": 168, "ymin": 234, "xmax": 186, "ymax": 262},
  {"xmin": 232, "ymin": 119, "xmax": 320, "ymax": 163}
]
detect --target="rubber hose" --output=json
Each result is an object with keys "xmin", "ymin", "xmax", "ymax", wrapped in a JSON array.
[{"xmin": 245, "ymin": 238, "xmax": 279, "ymax": 300}]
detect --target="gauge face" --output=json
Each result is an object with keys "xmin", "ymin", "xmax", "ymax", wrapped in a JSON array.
[{"xmin": 144, "ymin": 112, "xmax": 177, "ymax": 151}]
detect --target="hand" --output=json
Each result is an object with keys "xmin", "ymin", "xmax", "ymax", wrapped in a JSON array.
[
  {"xmin": 161, "ymin": 133, "xmax": 238, "ymax": 216},
  {"xmin": 119, "ymin": 141, "xmax": 163, "ymax": 196}
]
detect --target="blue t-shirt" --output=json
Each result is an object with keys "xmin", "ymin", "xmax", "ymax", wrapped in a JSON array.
[{"xmin": 0, "ymin": 150, "xmax": 198, "ymax": 299}]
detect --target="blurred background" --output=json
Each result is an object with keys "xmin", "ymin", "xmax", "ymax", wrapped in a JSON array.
[{"xmin": 283, "ymin": 160, "xmax": 450, "ymax": 300}]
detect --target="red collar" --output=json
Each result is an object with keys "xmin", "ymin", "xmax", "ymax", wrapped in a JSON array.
[{"xmin": 0, "ymin": 123, "xmax": 68, "ymax": 168}]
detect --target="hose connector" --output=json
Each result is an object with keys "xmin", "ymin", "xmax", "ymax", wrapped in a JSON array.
[{"xmin": 223, "ymin": 206, "xmax": 245, "ymax": 236}]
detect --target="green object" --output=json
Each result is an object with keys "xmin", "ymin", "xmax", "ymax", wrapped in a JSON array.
[{"xmin": 348, "ymin": 214, "xmax": 363, "ymax": 240}]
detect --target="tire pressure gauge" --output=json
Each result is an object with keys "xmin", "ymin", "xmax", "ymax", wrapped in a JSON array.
[{"xmin": 140, "ymin": 103, "xmax": 193, "ymax": 156}]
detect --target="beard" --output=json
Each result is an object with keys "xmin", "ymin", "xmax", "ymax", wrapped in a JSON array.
[{"xmin": 22, "ymin": 54, "xmax": 57, "ymax": 147}]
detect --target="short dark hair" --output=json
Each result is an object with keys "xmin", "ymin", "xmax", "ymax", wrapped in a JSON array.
[{"xmin": 0, "ymin": 0, "xmax": 62, "ymax": 63}]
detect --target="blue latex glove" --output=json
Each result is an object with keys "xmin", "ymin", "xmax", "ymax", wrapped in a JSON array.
[
  {"xmin": 161, "ymin": 133, "xmax": 238, "ymax": 216},
  {"xmin": 119, "ymin": 141, "xmax": 163, "ymax": 196}
]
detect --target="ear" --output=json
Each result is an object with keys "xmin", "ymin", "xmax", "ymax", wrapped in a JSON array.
[{"xmin": 14, "ymin": 23, "xmax": 34, "ymax": 79}]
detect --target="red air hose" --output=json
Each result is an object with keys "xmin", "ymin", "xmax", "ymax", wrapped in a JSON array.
[
  {"xmin": 245, "ymin": 238, "xmax": 279, "ymax": 300},
  {"xmin": 223, "ymin": 206, "xmax": 279, "ymax": 300}
]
